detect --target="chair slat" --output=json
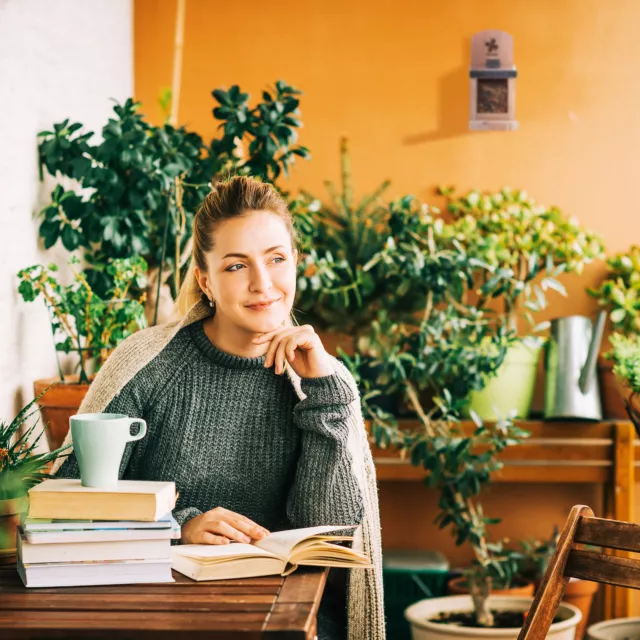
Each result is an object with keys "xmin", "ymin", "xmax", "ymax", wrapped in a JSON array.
[
  {"xmin": 574, "ymin": 516, "xmax": 640, "ymax": 552},
  {"xmin": 565, "ymin": 549, "xmax": 640, "ymax": 590}
]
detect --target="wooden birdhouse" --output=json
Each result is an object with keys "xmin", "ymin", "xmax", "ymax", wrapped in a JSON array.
[{"xmin": 469, "ymin": 30, "xmax": 518, "ymax": 131}]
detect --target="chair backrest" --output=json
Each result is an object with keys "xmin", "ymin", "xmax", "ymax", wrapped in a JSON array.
[{"xmin": 518, "ymin": 504, "xmax": 640, "ymax": 639}]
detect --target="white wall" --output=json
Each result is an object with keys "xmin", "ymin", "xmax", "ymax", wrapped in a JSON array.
[{"xmin": 0, "ymin": 0, "xmax": 133, "ymax": 432}]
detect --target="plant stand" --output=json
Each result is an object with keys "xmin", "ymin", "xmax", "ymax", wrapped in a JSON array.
[{"xmin": 372, "ymin": 418, "xmax": 636, "ymax": 621}]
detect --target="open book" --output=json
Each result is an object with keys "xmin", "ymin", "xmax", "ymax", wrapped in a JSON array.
[{"xmin": 171, "ymin": 525, "xmax": 372, "ymax": 581}]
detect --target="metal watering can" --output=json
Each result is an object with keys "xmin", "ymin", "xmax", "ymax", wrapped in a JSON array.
[{"xmin": 544, "ymin": 311, "xmax": 607, "ymax": 420}]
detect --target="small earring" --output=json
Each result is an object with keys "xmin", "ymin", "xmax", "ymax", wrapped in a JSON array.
[{"xmin": 209, "ymin": 297, "xmax": 215, "ymax": 308}]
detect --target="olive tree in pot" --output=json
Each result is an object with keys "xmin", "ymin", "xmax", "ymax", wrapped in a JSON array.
[
  {"xmin": 17, "ymin": 257, "xmax": 147, "ymax": 450},
  {"xmin": 588, "ymin": 245, "xmax": 640, "ymax": 418},
  {"xmin": 437, "ymin": 186, "xmax": 604, "ymax": 421},
  {"xmin": 332, "ymin": 197, "xmax": 582, "ymax": 637},
  {"xmin": 0, "ymin": 394, "xmax": 70, "ymax": 556},
  {"xmin": 37, "ymin": 81, "xmax": 309, "ymax": 325}
]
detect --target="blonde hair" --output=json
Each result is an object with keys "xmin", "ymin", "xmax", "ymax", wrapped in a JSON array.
[{"xmin": 175, "ymin": 176, "xmax": 298, "ymax": 317}]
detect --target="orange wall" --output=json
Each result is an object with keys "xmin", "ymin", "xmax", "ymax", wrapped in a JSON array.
[
  {"xmin": 134, "ymin": 0, "xmax": 640, "ymax": 322},
  {"xmin": 134, "ymin": 0, "xmax": 640, "ymax": 615}
]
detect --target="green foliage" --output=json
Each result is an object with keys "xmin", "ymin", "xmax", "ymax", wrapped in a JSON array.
[
  {"xmin": 295, "ymin": 139, "xmax": 430, "ymax": 345},
  {"xmin": 438, "ymin": 186, "xmax": 605, "ymax": 329},
  {"xmin": 611, "ymin": 333, "xmax": 640, "ymax": 395},
  {"xmin": 517, "ymin": 527, "xmax": 559, "ymax": 584},
  {"xmin": 211, "ymin": 80, "xmax": 310, "ymax": 182},
  {"xmin": 320, "ymin": 196, "xmax": 526, "ymax": 625},
  {"xmin": 37, "ymin": 82, "xmax": 309, "ymax": 298},
  {"xmin": 295, "ymin": 170, "xmax": 603, "ymax": 625},
  {"xmin": 17, "ymin": 257, "xmax": 147, "ymax": 384},
  {"xmin": 0, "ymin": 392, "xmax": 71, "ymax": 501},
  {"xmin": 610, "ymin": 332, "xmax": 640, "ymax": 435},
  {"xmin": 588, "ymin": 246, "xmax": 640, "ymax": 335}
]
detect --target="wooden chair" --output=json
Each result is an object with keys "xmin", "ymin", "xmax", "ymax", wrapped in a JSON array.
[{"xmin": 518, "ymin": 504, "xmax": 640, "ymax": 639}]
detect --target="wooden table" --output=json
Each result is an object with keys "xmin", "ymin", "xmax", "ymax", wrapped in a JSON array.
[{"xmin": 0, "ymin": 563, "xmax": 327, "ymax": 639}]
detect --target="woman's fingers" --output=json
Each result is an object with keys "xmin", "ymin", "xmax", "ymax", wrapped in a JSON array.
[
  {"xmin": 200, "ymin": 531, "xmax": 230, "ymax": 545},
  {"xmin": 210, "ymin": 520, "xmax": 254, "ymax": 544},
  {"xmin": 231, "ymin": 511, "xmax": 270, "ymax": 536},
  {"xmin": 263, "ymin": 328, "xmax": 317, "ymax": 372},
  {"xmin": 203, "ymin": 508, "xmax": 269, "ymax": 542},
  {"xmin": 274, "ymin": 337, "xmax": 294, "ymax": 375},
  {"xmin": 263, "ymin": 329, "xmax": 295, "ymax": 368}
]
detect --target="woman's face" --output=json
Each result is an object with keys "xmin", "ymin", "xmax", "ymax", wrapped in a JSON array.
[{"xmin": 195, "ymin": 210, "xmax": 298, "ymax": 334}]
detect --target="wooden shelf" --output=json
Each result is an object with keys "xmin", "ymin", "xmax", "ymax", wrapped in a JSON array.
[
  {"xmin": 371, "ymin": 420, "xmax": 627, "ymax": 484},
  {"xmin": 371, "ymin": 418, "xmax": 636, "ymax": 620}
]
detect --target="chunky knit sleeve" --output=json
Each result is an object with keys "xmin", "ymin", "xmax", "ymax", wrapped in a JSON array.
[{"xmin": 287, "ymin": 373, "xmax": 364, "ymax": 528}]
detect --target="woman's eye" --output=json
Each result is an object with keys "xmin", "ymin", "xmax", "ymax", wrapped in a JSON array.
[
  {"xmin": 273, "ymin": 256, "xmax": 286, "ymax": 264},
  {"xmin": 226, "ymin": 264, "xmax": 244, "ymax": 272}
]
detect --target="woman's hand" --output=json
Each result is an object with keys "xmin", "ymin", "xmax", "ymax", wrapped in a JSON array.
[
  {"xmin": 253, "ymin": 325, "xmax": 334, "ymax": 379},
  {"xmin": 180, "ymin": 507, "xmax": 270, "ymax": 545}
]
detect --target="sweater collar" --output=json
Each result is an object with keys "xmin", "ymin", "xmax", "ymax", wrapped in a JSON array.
[{"xmin": 188, "ymin": 320, "xmax": 267, "ymax": 370}]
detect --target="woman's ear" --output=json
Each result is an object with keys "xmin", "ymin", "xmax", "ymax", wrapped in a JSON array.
[{"xmin": 194, "ymin": 266, "xmax": 209, "ymax": 298}]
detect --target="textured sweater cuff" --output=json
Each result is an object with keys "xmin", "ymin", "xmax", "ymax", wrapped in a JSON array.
[
  {"xmin": 173, "ymin": 506, "xmax": 203, "ymax": 528},
  {"xmin": 300, "ymin": 374, "xmax": 355, "ymax": 406}
]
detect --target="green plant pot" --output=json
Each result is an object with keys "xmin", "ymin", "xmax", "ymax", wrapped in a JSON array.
[
  {"xmin": 0, "ymin": 495, "xmax": 28, "ymax": 552},
  {"xmin": 463, "ymin": 341, "xmax": 542, "ymax": 421}
]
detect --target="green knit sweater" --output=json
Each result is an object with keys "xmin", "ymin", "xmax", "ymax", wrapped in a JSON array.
[
  {"xmin": 57, "ymin": 319, "xmax": 364, "ymax": 530},
  {"xmin": 56, "ymin": 319, "xmax": 364, "ymax": 639}
]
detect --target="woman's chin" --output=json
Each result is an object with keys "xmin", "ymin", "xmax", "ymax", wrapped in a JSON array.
[{"xmin": 242, "ymin": 310, "xmax": 289, "ymax": 334}]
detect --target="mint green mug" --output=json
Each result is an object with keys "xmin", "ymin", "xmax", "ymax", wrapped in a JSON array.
[{"xmin": 70, "ymin": 413, "xmax": 147, "ymax": 488}]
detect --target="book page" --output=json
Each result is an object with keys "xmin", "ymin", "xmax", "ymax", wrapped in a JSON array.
[
  {"xmin": 253, "ymin": 525, "xmax": 357, "ymax": 561},
  {"xmin": 289, "ymin": 541, "xmax": 371, "ymax": 566},
  {"xmin": 172, "ymin": 542, "xmax": 277, "ymax": 564}
]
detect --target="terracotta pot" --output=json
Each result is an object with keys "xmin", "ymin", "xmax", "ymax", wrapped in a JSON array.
[
  {"xmin": 447, "ymin": 575, "xmax": 535, "ymax": 597},
  {"xmin": 0, "ymin": 496, "xmax": 28, "ymax": 556},
  {"xmin": 562, "ymin": 578, "xmax": 598, "ymax": 640},
  {"xmin": 33, "ymin": 376, "xmax": 91, "ymax": 451},
  {"xmin": 598, "ymin": 356, "xmax": 628, "ymax": 419}
]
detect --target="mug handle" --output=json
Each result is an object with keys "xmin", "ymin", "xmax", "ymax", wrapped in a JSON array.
[{"xmin": 126, "ymin": 418, "xmax": 147, "ymax": 442}]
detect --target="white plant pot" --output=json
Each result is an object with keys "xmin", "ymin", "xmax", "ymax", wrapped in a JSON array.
[
  {"xmin": 587, "ymin": 617, "xmax": 640, "ymax": 639},
  {"xmin": 405, "ymin": 595, "xmax": 581, "ymax": 640}
]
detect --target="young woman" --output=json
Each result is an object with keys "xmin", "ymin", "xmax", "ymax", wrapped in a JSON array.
[{"xmin": 53, "ymin": 176, "xmax": 385, "ymax": 640}]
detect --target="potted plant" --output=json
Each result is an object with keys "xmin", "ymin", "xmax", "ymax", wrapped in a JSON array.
[
  {"xmin": 294, "ymin": 137, "xmax": 392, "ymax": 344},
  {"xmin": 588, "ymin": 246, "xmax": 640, "ymax": 418},
  {"xmin": 0, "ymin": 393, "xmax": 71, "ymax": 557},
  {"xmin": 329, "ymin": 200, "xmax": 526, "ymax": 633},
  {"xmin": 299, "ymin": 195, "xmax": 580, "ymax": 636},
  {"xmin": 37, "ymin": 81, "xmax": 309, "ymax": 325},
  {"xmin": 17, "ymin": 257, "xmax": 147, "ymax": 450},
  {"xmin": 437, "ymin": 186, "xmax": 604, "ymax": 420},
  {"xmin": 294, "ymin": 139, "xmax": 449, "ymax": 413},
  {"xmin": 610, "ymin": 332, "xmax": 640, "ymax": 431}
]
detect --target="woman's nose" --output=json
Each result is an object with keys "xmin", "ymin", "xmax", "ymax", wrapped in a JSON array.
[{"xmin": 249, "ymin": 265, "xmax": 273, "ymax": 292}]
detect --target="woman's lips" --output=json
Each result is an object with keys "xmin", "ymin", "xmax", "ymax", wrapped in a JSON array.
[{"xmin": 245, "ymin": 298, "xmax": 281, "ymax": 311}]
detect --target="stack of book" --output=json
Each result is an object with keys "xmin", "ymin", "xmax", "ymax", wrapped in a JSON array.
[{"xmin": 17, "ymin": 478, "xmax": 180, "ymax": 588}]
